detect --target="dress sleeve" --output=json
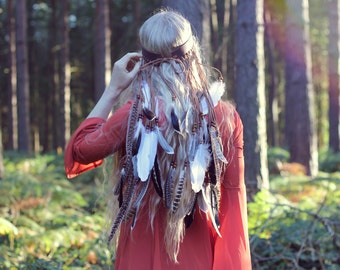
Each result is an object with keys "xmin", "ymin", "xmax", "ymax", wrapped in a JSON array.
[
  {"xmin": 64, "ymin": 101, "xmax": 132, "ymax": 179},
  {"xmin": 212, "ymin": 103, "xmax": 252, "ymax": 270}
]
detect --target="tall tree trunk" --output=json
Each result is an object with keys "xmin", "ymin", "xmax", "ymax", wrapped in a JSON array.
[
  {"xmin": 328, "ymin": 0, "xmax": 340, "ymax": 153},
  {"xmin": 235, "ymin": 0, "xmax": 269, "ymax": 200},
  {"xmin": 264, "ymin": 4, "xmax": 279, "ymax": 146},
  {"xmin": 42, "ymin": 0, "xmax": 58, "ymax": 152},
  {"xmin": 284, "ymin": 0, "xmax": 318, "ymax": 176},
  {"xmin": 0, "ymin": 129, "xmax": 4, "ymax": 179},
  {"xmin": 59, "ymin": 0, "xmax": 71, "ymax": 150},
  {"xmin": 7, "ymin": 0, "xmax": 18, "ymax": 151},
  {"xmin": 16, "ymin": 0, "xmax": 31, "ymax": 153},
  {"xmin": 211, "ymin": 0, "xmax": 227, "ymax": 76},
  {"xmin": 226, "ymin": 0, "xmax": 236, "ymax": 100},
  {"xmin": 94, "ymin": 0, "xmax": 111, "ymax": 101},
  {"xmin": 162, "ymin": 0, "xmax": 211, "ymax": 63}
]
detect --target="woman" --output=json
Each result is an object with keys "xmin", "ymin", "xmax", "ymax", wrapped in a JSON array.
[{"xmin": 65, "ymin": 10, "xmax": 251, "ymax": 270}]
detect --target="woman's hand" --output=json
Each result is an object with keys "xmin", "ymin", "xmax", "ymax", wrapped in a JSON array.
[
  {"xmin": 109, "ymin": 52, "xmax": 142, "ymax": 93},
  {"xmin": 87, "ymin": 52, "xmax": 141, "ymax": 119}
]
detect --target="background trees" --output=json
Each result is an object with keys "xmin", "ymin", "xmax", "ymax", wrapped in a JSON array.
[{"xmin": 0, "ymin": 0, "xmax": 339, "ymax": 190}]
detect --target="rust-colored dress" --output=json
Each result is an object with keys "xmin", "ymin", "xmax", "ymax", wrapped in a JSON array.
[{"xmin": 64, "ymin": 100, "xmax": 252, "ymax": 270}]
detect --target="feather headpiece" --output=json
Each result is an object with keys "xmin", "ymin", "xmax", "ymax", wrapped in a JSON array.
[{"xmin": 108, "ymin": 52, "xmax": 228, "ymax": 263}]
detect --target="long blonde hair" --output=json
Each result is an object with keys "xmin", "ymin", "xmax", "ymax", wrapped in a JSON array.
[{"xmin": 106, "ymin": 9, "xmax": 231, "ymax": 263}]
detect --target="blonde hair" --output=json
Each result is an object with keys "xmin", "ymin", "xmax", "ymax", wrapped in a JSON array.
[{"xmin": 106, "ymin": 9, "xmax": 233, "ymax": 263}]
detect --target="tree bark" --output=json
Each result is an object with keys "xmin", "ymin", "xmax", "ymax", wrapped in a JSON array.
[
  {"xmin": 94, "ymin": 0, "xmax": 111, "ymax": 102},
  {"xmin": 59, "ymin": 0, "xmax": 71, "ymax": 150},
  {"xmin": 328, "ymin": 0, "xmax": 340, "ymax": 153},
  {"xmin": 16, "ymin": 0, "xmax": 31, "ymax": 153},
  {"xmin": 284, "ymin": 0, "xmax": 318, "ymax": 176},
  {"xmin": 235, "ymin": 0, "xmax": 269, "ymax": 200},
  {"xmin": 7, "ymin": 0, "xmax": 18, "ymax": 151}
]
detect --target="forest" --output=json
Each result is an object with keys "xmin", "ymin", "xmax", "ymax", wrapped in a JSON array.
[{"xmin": 0, "ymin": 0, "xmax": 339, "ymax": 269}]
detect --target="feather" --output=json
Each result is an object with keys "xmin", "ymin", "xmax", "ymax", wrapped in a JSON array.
[
  {"xmin": 137, "ymin": 128, "xmax": 158, "ymax": 181},
  {"xmin": 199, "ymin": 184, "xmax": 222, "ymax": 237},
  {"xmin": 200, "ymin": 96, "xmax": 209, "ymax": 115},
  {"xmin": 156, "ymin": 127, "xmax": 174, "ymax": 154},
  {"xmin": 141, "ymin": 80, "xmax": 151, "ymax": 108},
  {"xmin": 184, "ymin": 193, "xmax": 197, "ymax": 228},
  {"xmin": 107, "ymin": 177, "xmax": 139, "ymax": 244},
  {"xmin": 143, "ymin": 107, "xmax": 156, "ymax": 121},
  {"xmin": 126, "ymin": 97, "xmax": 140, "ymax": 157},
  {"xmin": 151, "ymin": 157, "xmax": 163, "ymax": 197},
  {"xmin": 190, "ymin": 143, "xmax": 211, "ymax": 193},
  {"xmin": 171, "ymin": 108, "xmax": 181, "ymax": 133},
  {"xmin": 165, "ymin": 162, "xmax": 176, "ymax": 209},
  {"xmin": 210, "ymin": 125, "xmax": 228, "ymax": 164},
  {"xmin": 210, "ymin": 185, "xmax": 220, "ymax": 229},
  {"xmin": 171, "ymin": 163, "xmax": 187, "ymax": 212},
  {"xmin": 130, "ymin": 179, "xmax": 150, "ymax": 229},
  {"xmin": 209, "ymin": 81, "xmax": 225, "ymax": 107}
]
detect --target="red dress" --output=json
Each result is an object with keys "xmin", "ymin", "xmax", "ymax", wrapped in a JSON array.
[{"xmin": 64, "ymin": 100, "xmax": 252, "ymax": 270}]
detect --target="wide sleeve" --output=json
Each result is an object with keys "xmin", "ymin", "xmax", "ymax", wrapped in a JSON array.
[
  {"xmin": 64, "ymin": 101, "xmax": 132, "ymax": 179},
  {"xmin": 212, "ymin": 103, "xmax": 252, "ymax": 270}
]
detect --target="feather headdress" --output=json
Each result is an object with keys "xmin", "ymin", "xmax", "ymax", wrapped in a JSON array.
[{"xmin": 107, "ymin": 50, "xmax": 228, "ymax": 263}]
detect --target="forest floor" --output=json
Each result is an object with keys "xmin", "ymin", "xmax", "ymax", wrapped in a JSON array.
[{"xmin": 0, "ymin": 152, "xmax": 339, "ymax": 269}]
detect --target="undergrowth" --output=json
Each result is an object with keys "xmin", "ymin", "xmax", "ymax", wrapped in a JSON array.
[{"xmin": 0, "ymin": 149, "xmax": 339, "ymax": 269}]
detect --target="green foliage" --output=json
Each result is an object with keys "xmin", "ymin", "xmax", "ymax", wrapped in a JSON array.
[
  {"xmin": 1, "ymin": 152, "xmax": 340, "ymax": 269},
  {"xmin": 0, "ymin": 152, "xmax": 113, "ymax": 269},
  {"xmin": 249, "ymin": 175, "xmax": 340, "ymax": 269},
  {"xmin": 319, "ymin": 149, "xmax": 340, "ymax": 172}
]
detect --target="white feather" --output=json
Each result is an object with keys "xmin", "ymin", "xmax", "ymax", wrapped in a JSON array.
[
  {"xmin": 137, "ymin": 129, "xmax": 158, "ymax": 181},
  {"xmin": 134, "ymin": 119, "xmax": 144, "ymax": 140},
  {"xmin": 141, "ymin": 80, "xmax": 151, "ymax": 108},
  {"xmin": 190, "ymin": 143, "xmax": 211, "ymax": 193},
  {"xmin": 200, "ymin": 97, "xmax": 209, "ymax": 115},
  {"xmin": 200, "ymin": 185, "xmax": 222, "ymax": 237},
  {"xmin": 156, "ymin": 127, "xmax": 174, "ymax": 154},
  {"xmin": 209, "ymin": 81, "xmax": 225, "ymax": 106}
]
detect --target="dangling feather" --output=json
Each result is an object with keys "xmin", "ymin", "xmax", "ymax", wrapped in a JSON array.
[
  {"xmin": 200, "ymin": 96, "xmax": 209, "ymax": 115},
  {"xmin": 210, "ymin": 185, "xmax": 221, "ymax": 229},
  {"xmin": 190, "ymin": 143, "xmax": 211, "ymax": 193},
  {"xmin": 209, "ymin": 125, "xmax": 228, "ymax": 164},
  {"xmin": 126, "ymin": 97, "xmax": 140, "ymax": 160},
  {"xmin": 165, "ymin": 162, "xmax": 176, "ymax": 209},
  {"xmin": 130, "ymin": 178, "xmax": 150, "ymax": 229},
  {"xmin": 107, "ymin": 177, "xmax": 139, "ymax": 244},
  {"xmin": 151, "ymin": 157, "xmax": 163, "ymax": 197},
  {"xmin": 171, "ymin": 108, "xmax": 180, "ymax": 133},
  {"xmin": 141, "ymin": 80, "xmax": 151, "ymax": 108},
  {"xmin": 156, "ymin": 127, "xmax": 174, "ymax": 154},
  {"xmin": 143, "ymin": 107, "xmax": 156, "ymax": 121},
  {"xmin": 171, "ymin": 163, "xmax": 187, "ymax": 212},
  {"xmin": 137, "ymin": 128, "xmax": 158, "ymax": 181},
  {"xmin": 209, "ymin": 81, "xmax": 225, "ymax": 107},
  {"xmin": 184, "ymin": 193, "xmax": 197, "ymax": 228},
  {"xmin": 198, "ymin": 184, "xmax": 221, "ymax": 237}
]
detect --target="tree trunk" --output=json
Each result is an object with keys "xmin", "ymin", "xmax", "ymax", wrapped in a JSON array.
[
  {"xmin": 94, "ymin": 0, "xmax": 111, "ymax": 102},
  {"xmin": 16, "ymin": 0, "xmax": 31, "ymax": 153},
  {"xmin": 59, "ymin": 0, "xmax": 71, "ymax": 150},
  {"xmin": 235, "ymin": 0, "xmax": 269, "ymax": 200},
  {"xmin": 226, "ymin": 0, "xmax": 236, "ymax": 100},
  {"xmin": 264, "ymin": 5, "xmax": 279, "ymax": 146},
  {"xmin": 162, "ymin": 0, "xmax": 211, "ymax": 63},
  {"xmin": 7, "ymin": 0, "xmax": 18, "ymax": 151},
  {"xmin": 284, "ymin": 0, "xmax": 318, "ymax": 176},
  {"xmin": 0, "ymin": 129, "xmax": 4, "ymax": 179},
  {"xmin": 328, "ymin": 0, "xmax": 340, "ymax": 153}
]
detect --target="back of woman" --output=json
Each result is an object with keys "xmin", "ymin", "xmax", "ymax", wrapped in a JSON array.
[{"xmin": 65, "ymin": 9, "xmax": 251, "ymax": 270}]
